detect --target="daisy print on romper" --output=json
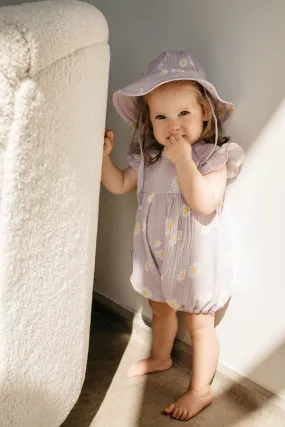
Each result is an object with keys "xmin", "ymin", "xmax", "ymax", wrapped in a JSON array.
[
  {"xmin": 156, "ymin": 249, "xmax": 164, "ymax": 260},
  {"xmin": 134, "ymin": 222, "xmax": 141, "ymax": 235},
  {"xmin": 166, "ymin": 300, "xmax": 180, "ymax": 310},
  {"xmin": 169, "ymin": 230, "xmax": 183, "ymax": 247},
  {"xmin": 145, "ymin": 262, "xmax": 152, "ymax": 272},
  {"xmin": 141, "ymin": 288, "xmax": 153, "ymax": 298},
  {"xmin": 154, "ymin": 240, "xmax": 161, "ymax": 248},
  {"xmin": 181, "ymin": 204, "xmax": 191, "ymax": 217},
  {"xmin": 188, "ymin": 262, "xmax": 201, "ymax": 278},
  {"xmin": 177, "ymin": 270, "xmax": 187, "ymax": 282},
  {"xmin": 165, "ymin": 219, "xmax": 174, "ymax": 236}
]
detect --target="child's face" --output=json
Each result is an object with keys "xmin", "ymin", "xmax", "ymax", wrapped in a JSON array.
[{"xmin": 147, "ymin": 81, "xmax": 206, "ymax": 146}]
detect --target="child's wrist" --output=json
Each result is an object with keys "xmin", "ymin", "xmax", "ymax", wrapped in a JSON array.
[{"xmin": 174, "ymin": 155, "xmax": 195, "ymax": 170}]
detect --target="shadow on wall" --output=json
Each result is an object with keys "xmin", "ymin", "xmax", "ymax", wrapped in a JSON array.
[{"xmin": 89, "ymin": 0, "xmax": 285, "ymax": 155}]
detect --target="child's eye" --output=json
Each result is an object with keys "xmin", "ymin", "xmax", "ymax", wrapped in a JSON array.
[
  {"xmin": 179, "ymin": 111, "xmax": 189, "ymax": 116},
  {"xmin": 155, "ymin": 115, "xmax": 166, "ymax": 120}
]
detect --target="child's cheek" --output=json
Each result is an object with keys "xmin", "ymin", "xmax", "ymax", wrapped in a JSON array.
[{"xmin": 153, "ymin": 124, "xmax": 163, "ymax": 142}]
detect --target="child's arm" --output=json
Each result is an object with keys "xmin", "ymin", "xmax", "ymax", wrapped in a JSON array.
[
  {"xmin": 175, "ymin": 159, "xmax": 227, "ymax": 215},
  {"xmin": 164, "ymin": 132, "xmax": 227, "ymax": 215},
  {"xmin": 101, "ymin": 130, "xmax": 138, "ymax": 195}
]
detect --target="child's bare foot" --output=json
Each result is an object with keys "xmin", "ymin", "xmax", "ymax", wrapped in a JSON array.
[
  {"xmin": 164, "ymin": 386, "xmax": 213, "ymax": 421},
  {"xmin": 127, "ymin": 357, "xmax": 172, "ymax": 377}
]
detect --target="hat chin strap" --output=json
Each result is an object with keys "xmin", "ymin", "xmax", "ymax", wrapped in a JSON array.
[
  {"xmin": 137, "ymin": 115, "xmax": 145, "ymax": 209},
  {"xmin": 203, "ymin": 92, "xmax": 218, "ymax": 163}
]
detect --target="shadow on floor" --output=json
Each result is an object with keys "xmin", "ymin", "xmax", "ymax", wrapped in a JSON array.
[
  {"xmin": 62, "ymin": 302, "xmax": 285, "ymax": 427},
  {"xmin": 136, "ymin": 332, "xmax": 285, "ymax": 427},
  {"xmin": 61, "ymin": 304, "xmax": 132, "ymax": 427}
]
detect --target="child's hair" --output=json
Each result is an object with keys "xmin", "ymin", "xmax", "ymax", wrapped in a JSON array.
[{"xmin": 129, "ymin": 81, "xmax": 230, "ymax": 165}]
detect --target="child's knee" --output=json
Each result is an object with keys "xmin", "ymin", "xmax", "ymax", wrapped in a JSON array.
[
  {"xmin": 184, "ymin": 312, "xmax": 215, "ymax": 334},
  {"xmin": 149, "ymin": 299, "xmax": 177, "ymax": 318}
]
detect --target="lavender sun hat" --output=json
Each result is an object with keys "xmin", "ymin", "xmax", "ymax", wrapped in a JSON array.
[{"xmin": 113, "ymin": 51, "xmax": 235, "ymax": 126}]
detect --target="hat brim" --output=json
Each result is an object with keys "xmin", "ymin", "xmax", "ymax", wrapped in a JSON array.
[{"xmin": 113, "ymin": 70, "xmax": 235, "ymax": 125}]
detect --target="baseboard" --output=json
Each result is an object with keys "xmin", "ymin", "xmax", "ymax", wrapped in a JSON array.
[{"xmin": 93, "ymin": 291, "xmax": 285, "ymax": 411}]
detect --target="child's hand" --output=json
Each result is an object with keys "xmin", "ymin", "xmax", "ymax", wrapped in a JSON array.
[
  {"xmin": 103, "ymin": 129, "xmax": 114, "ymax": 156},
  {"xmin": 164, "ymin": 131, "xmax": 192, "ymax": 166}
]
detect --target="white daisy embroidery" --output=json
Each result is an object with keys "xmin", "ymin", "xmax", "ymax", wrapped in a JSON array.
[
  {"xmin": 148, "ymin": 194, "xmax": 155, "ymax": 203},
  {"xmin": 165, "ymin": 219, "xmax": 174, "ymax": 236},
  {"xmin": 181, "ymin": 204, "xmax": 191, "ymax": 217},
  {"xmin": 134, "ymin": 223, "xmax": 141, "ymax": 235},
  {"xmin": 141, "ymin": 288, "xmax": 153, "ymax": 298},
  {"xmin": 169, "ymin": 231, "xmax": 182, "ymax": 247},
  {"xmin": 145, "ymin": 262, "xmax": 152, "ymax": 272},
  {"xmin": 154, "ymin": 240, "xmax": 161, "ymax": 248},
  {"xmin": 156, "ymin": 249, "xmax": 164, "ymax": 260},
  {"xmin": 160, "ymin": 70, "xmax": 168, "ymax": 76},
  {"xmin": 177, "ymin": 270, "xmax": 187, "ymax": 282},
  {"xmin": 188, "ymin": 262, "xmax": 201, "ymax": 278},
  {"xmin": 179, "ymin": 58, "xmax": 188, "ymax": 68},
  {"xmin": 166, "ymin": 300, "xmax": 180, "ymax": 310},
  {"xmin": 133, "ymin": 153, "xmax": 141, "ymax": 160}
]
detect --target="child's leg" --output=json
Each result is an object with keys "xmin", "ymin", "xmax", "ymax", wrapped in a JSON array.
[
  {"xmin": 164, "ymin": 313, "xmax": 218, "ymax": 421},
  {"xmin": 128, "ymin": 300, "xmax": 178, "ymax": 377}
]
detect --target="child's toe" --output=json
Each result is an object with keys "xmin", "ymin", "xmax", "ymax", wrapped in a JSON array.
[
  {"xmin": 172, "ymin": 407, "xmax": 179, "ymax": 419},
  {"xmin": 180, "ymin": 409, "xmax": 187, "ymax": 420},
  {"xmin": 164, "ymin": 403, "xmax": 175, "ymax": 414}
]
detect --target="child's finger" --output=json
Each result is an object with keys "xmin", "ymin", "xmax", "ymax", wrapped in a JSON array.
[
  {"xmin": 164, "ymin": 138, "xmax": 170, "ymax": 147},
  {"xmin": 104, "ymin": 129, "xmax": 113, "ymax": 139},
  {"xmin": 173, "ymin": 131, "xmax": 181, "ymax": 141}
]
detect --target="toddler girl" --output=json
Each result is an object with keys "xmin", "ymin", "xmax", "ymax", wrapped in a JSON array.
[{"xmin": 101, "ymin": 51, "xmax": 244, "ymax": 421}]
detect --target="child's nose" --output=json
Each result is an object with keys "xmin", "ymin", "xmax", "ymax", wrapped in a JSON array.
[{"xmin": 168, "ymin": 120, "xmax": 181, "ymax": 132}]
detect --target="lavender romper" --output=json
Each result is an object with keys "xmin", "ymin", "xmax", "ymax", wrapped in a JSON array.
[{"xmin": 128, "ymin": 140, "xmax": 244, "ymax": 313}]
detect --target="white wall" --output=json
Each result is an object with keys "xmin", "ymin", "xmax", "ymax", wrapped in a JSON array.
[{"xmin": 91, "ymin": 0, "xmax": 285, "ymax": 399}]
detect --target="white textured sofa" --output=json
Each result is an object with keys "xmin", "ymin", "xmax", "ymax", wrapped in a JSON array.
[{"xmin": 0, "ymin": 1, "xmax": 109, "ymax": 425}]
